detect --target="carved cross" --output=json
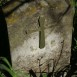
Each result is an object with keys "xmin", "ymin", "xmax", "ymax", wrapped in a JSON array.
[{"xmin": 38, "ymin": 16, "xmax": 45, "ymax": 49}]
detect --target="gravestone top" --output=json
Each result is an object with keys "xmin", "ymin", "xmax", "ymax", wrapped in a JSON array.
[{"xmin": 5, "ymin": 0, "xmax": 74, "ymax": 74}]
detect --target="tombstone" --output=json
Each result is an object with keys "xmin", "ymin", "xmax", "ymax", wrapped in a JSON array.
[{"xmin": 3, "ymin": 0, "xmax": 74, "ymax": 75}]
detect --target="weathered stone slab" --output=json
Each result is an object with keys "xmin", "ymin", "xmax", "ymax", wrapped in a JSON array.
[{"xmin": 5, "ymin": 0, "xmax": 74, "ymax": 73}]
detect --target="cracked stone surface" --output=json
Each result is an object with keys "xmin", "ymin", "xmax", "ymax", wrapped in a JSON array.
[{"xmin": 5, "ymin": 0, "xmax": 74, "ymax": 73}]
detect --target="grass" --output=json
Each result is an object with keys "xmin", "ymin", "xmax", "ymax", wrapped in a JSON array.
[
  {"xmin": 0, "ymin": 58, "xmax": 48, "ymax": 77},
  {"xmin": 0, "ymin": 57, "xmax": 17, "ymax": 77}
]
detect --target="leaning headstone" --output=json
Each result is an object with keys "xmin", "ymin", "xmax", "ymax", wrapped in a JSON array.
[{"xmin": 4, "ymin": 0, "xmax": 74, "ymax": 75}]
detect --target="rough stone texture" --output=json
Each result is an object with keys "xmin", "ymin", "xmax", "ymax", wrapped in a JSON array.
[{"xmin": 5, "ymin": 0, "xmax": 74, "ymax": 73}]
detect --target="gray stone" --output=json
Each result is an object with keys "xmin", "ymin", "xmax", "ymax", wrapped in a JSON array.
[{"xmin": 5, "ymin": 0, "xmax": 74, "ymax": 74}]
